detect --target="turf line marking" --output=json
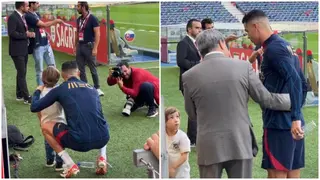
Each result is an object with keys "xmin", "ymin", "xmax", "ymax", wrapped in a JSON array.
[
  {"xmin": 116, "ymin": 22, "xmax": 159, "ymax": 27},
  {"xmin": 144, "ymin": 66, "xmax": 159, "ymax": 70}
]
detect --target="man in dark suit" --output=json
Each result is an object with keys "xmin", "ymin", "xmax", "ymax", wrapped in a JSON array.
[
  {"xmin": 176, "ymin": 19, "xmax": 202, "ymax": 146},
  {"xmin": 8, "ymin": 2, "xmax": 35, "ymax": 104}
]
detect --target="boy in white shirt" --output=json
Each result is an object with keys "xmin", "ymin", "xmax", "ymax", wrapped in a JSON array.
[
  {"xmin": 38, "ymin": 66, "xmax": 67, "ymax": 171},
  {"xmin": 165, "ymin": 107, "xmax": 191, "ymax": 178}
]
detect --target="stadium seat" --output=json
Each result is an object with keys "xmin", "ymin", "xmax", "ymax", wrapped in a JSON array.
[
  {"xmin": 235, "ymin": 1, "xmax": 318, "ymax": 22},
  {"xmin": 161, "ymin": 2, "xmax": 239, "ymax": 25}
]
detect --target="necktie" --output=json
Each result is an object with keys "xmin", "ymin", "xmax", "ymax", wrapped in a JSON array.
[
  {"xmin": 22, "ymin": 15, "xmax": 28, "ymax": 30},
  {"xmin": 194, "ymin": 42, "xmax": 202, "ymax": 61},
  {"xmin": 22, "ymin": 15, "xmax": 30, "ymax": 46}
]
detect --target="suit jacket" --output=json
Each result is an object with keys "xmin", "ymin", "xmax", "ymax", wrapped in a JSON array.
[
  {"xmin": 176, "ymin": 36, "xmax": 201, "ymax": 91},
  {"xmin": 7, "ymin": 11, "xmax": 29, "ymax": 56},
  {"xmin": 182, "ymin": 53, "xmax": 291, "ymax": 166}
]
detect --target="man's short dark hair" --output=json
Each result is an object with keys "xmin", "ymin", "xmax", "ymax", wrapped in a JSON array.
[
  {"xmin": 201, "ymin": 18, "xmax": 213, "ymax": 30},
  {"xmin": 15, "ymin": 2, "xmax": 25, "ymax": 10},
  {"xmin": 78, "ymin": 1, "xmax": 89, "ymax": 11},
  {"xmin": 186, "ymin": 19, "xmax": 200, "ymax": 32},
  {"xmin": 29, "ymin": 2, "xmax": 37, "ymax": 7},
  {"xmin": 116, "ymin": 61, "xmax": 129, "ymax": 68},
  {"xmin": 62, "ymin": 61, "xmax": 78, "ymax": 72},
  {"xmin": 242, "ymin": 10, "xmax": 268, "ymax": 24}
]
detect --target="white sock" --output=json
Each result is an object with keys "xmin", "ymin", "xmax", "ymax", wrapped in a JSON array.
[
  {"xmin": 58, "ymin": 150, "xmax": 74, "ymax": 167},
  {"xmin": 99, "ymin": 145, "xmax": 107, "ymax": 160}
]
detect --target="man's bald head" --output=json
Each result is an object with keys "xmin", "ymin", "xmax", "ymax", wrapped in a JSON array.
[{"xmin": 242, "ymin": 10, "xmax": 273, "ymax": 45}]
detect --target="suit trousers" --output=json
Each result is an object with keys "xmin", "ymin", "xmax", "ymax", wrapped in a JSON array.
[
  {"xmin": 11, "ymin": 55, "xmax": 29, "ymax": 99},
  {"xmin": 181, "ymin": 90, "xmax": 197, "ymax": 144},
  {"xmin": 199, "ymin": 159, "xmax": 253, "ymax": 178},
  {"xmin": 76, "ymin": 43, "xmax": 100, "ymax": 89}
]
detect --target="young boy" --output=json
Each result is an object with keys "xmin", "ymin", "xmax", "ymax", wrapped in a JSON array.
[
  {"xmin": 165, "ymin": 107, "xmax": 190, "ymax": 178},
  {"xmin": 38, "ymin": 66, "xmax": 66, "ymax": 171}
]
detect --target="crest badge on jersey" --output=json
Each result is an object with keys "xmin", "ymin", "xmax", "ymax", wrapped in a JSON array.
[{"xmin": 124, "ymin": 30, "xmax": 135, "ymax": 42}]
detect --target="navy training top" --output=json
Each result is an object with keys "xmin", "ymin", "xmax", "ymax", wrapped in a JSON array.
[
  {"xmin": 31, "ymin": 77, "xmax": 109, "ymax": 143},
  {"xmin": 261, "ymin": 34, "xmax": 306, "ymax": 130}
]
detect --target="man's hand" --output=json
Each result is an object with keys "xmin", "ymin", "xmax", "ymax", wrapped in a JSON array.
[
  {"xmin": 225, "ymin": 34, "xmax": 238, "ymax": 43},
  {"xmin": 55, "ymin": 19, "xmax": 64, "ymax": 24},
  {"xmin": 36, "ymin": 85, "xmax": 44, "ymax": 92},
  {"xmin": 117, "ymin": 77, "xmax": 123, "ymax": 88},
  {"xmin": 169, "ymin": 166, "xmax": 176, "ymax": 178},
  {"xmin": 254, "ymin": 47, "xmax": 264, "ymax": 56},
  {"xmin": 27, "ymin": 31, "xmax": 35, "ymax": 38},
  {"xmin": 291, "ymin": 120, "xmax": 304, "ymax": 140},
  {"xmin": 92, "ymin": 47, "xmax": 98, "ymax": 56},
  {"xmin": 143, "ymin": 131, "xmax": 159, "ymax": 160},
  {"xmin": 108, "ymin": 68, "xmax": 114, "ymax": 77}
]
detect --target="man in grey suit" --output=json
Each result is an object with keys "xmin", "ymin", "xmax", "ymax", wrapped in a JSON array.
[{"xmin": 182, "ymin": 29, "xmax": 291, "ymax": 178}]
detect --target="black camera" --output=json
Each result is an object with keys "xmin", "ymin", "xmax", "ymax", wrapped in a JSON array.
[{"xmin": 111, "ymin": 66, "xmax": 122, "ymax": 78}]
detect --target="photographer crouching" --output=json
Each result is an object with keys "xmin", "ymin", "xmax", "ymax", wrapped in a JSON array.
[{"xmin": 107, "ymin": 62, "xmax": 159, "ymax": 118}]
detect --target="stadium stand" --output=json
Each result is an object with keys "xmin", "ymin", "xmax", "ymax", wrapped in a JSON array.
[
  {"xmin": 161, "ymin": 1, "xmax": 318, "ymax": 25},
  {"xmin": 235, "ymin": 2, "xmax": 318, "ymax": 22},
  {"xmin": 161, "ymin": 2, "xmax": 239, "ymax": 25}
]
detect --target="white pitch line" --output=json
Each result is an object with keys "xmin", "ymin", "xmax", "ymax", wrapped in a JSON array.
[
  {"xmin": 138, "ymin": 29, "xmax": 146, "ymax": 32},
  {"xmin": 149, "ymin": 30, "xmax": 157, "ymax": 33},
  {"xmin": 116, "ymin": 21, "xmax": 159, "ymax": 27}
]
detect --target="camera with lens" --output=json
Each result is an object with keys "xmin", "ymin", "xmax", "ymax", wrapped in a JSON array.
[
  {"xmin": 111, "ymin": 66, "xmax": 122, "ymax": 78},
  {"xmin": 122, "ymin": 98, "xmax": 135, "ymax": 116}
]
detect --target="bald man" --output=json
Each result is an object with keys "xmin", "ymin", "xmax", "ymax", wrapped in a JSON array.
[{"xmin": 242, "ymin": 10, "xmax": 306, "ymax": 178}]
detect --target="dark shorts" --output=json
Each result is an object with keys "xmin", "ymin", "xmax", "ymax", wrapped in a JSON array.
[
  {"xmin": 53, "ymin": 123, "xmax": 109, "ymax": 152},
  {"xmin": 261, "ymin": 128, "xmax": 305, "ymax": 171}
]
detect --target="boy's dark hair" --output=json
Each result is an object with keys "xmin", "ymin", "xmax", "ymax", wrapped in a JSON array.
[
  {"xmin": 15, "ymin": 2, "xmax": 25, "ymax": 10},
  {"xmin": 78, "ymin": 1, "xmax": 89, "ymax": 11},
  {"xmin": 242, "ymin": 10, "xmax": 268, "ymax": 24},
  {"xmin": 186, "ymin": 19, "xmax": 200, "ymax": 32},
  {"xmin": 201, "ymin": 18, "xmax": 213, "ymax": 30},
  {"xmin": 42, "ymin": 66, "xmax": 60, "ymax": 88},
  {"xmin": 61, "ymin": 61, "xmax": 78, "ymax": 72},
  {"xmin": 116, "ymin": 61, "xmax": 129, "ymax": 68},
  {"xmin": 165, "ymin": 107, "xmax": 180, "ymax": 122},
  {"xmin": 29, "ymin": 1, "xmax": 37, "ymax": 7}
]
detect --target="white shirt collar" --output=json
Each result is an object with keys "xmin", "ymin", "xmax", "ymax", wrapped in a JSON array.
[
  {"xmin": 15, "ymin": 9, "xmax": 24, "ymax": 18},
  {"xmin": 187, "ymin": 34, "xmax": 196, "ymax": 44},
  {"xmin": 204, "ymin": 51, "xmax": 224, "ymax": 58}
]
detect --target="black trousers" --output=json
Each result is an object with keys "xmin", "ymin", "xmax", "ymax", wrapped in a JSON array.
[
  {"xmin": 181, "ymin": 90, "xmax": 197, "ymax": 144},
  {"xmin": 127, "ymin": 82, "xmax": 156, "ymax": 108},
  {"xmin": 11, "ymin": 55, "xmax": 29, "ymax": 99},
  {"xmin": 76, "ymin": 43, "xmax": 100, "ymax": 89}
]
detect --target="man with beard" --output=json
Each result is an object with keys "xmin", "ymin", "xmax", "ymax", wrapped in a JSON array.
[
  {"xmin": 201, "ymin": 18, "xmax": 238, "ymax": 44},
  {"xmin": 176, "ymin": 19, "xmax": 202, "ymax": 147},
  {"xmin": 107, "ymin": 62, "xmax": 159, "ymax": 118},
  {"xmin": 74, "ymin": 1, "xmax": 104, "ymax": 96},
  {"xmin": 25, "ymin": 1, "xmax": 64, "ymax": 86}
]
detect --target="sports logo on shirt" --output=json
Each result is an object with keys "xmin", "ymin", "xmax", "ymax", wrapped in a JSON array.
[
  {"xmin": 172, "ymin": 141, "xmax": 180, "ymax": 150},
  {"xmin": 286, "ymin": 45, "xmax": 294, "ymax": 56},
  {"xmin": 124, "ymin": 30, "xmax": 135, "ymax": 42},
  {"xmin": 68, "ymin": 82, "xmax": 94, "ymax": 89}
]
